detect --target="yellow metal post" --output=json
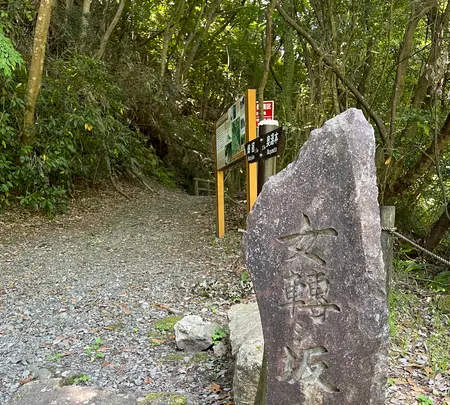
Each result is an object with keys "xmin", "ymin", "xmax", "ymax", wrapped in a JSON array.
[
  {"xmin": 246, "ymin": 89, "xmax": 257, "ymax": 213},
  {"xmin": 216, "ymin": 170, "xmax": 225, "ymax": 238}
]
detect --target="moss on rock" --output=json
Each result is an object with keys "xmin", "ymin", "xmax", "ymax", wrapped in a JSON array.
[
  {"xmin": 139, "ymin": 392, "xmax": 188, "ymax": 405},
  {"xmin": 437, "ymin": 295, "xmax": 450, "ymax": 313},
  {"xmin": 154, "ymin": 316, "xmax": 182, "ymax": 332}
]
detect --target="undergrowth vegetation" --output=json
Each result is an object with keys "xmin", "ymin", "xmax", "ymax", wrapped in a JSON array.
[
  {"xmin": 0, "ymin": 54, "xmax": 162, "ymax": 213},
  {"xmin": 389, "ymin": 258, "xmax": 450, "ymax": 378}
]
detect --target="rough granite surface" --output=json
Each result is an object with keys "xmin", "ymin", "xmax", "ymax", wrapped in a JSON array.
[
  {"xmin": 228, "ymin": 303, "xmax": 264, "ymax": 405},
  {"xmin": 245, "ymin": 109, "xmax": 388, "ymax": 405}
]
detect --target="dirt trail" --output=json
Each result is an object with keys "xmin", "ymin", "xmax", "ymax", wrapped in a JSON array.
[{"xmin": 0, "ymin": 186, "xmax": 244, "ymax": 404}]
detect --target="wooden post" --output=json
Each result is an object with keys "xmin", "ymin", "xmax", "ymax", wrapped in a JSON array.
[
  {"xmin": 253, "ymin": 120, "xmax": 279, "ymax": 405},
  {"xmin": 264, "ymin": 157, "xmax": 277, "ymax": 180},
  {"xmin": 214, "ymin": 130, "xmax": 226, "ymax": 238},
  {"xmin": 380, "ymin": 206, "xmax": 395, "ymax": 295},
  {"xmin": 194, "ymin": 178, "xmax": 199, "ymax": 196},
  {"xmin": 216, "ymin": 170, "xmax": 225, "ymax": 238},
  {"xmin": 246, "ymin": 89, "xmax": 257, "ymax": 213}
]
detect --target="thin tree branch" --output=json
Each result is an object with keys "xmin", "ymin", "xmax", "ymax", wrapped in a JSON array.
[
  {"xmin": 386, "ymin": 111, "xmax": 450, "ymax": 199},
  {"xmin": 138, "ymin": 28, "xmax": 165, "ymax": 47},
  {"xmin": 276, "ymin": 2, "xmax": 388, "ymax": 144},
  {"xmin": 96, "ymin": 0, "xmax": 126, "ymax": 59}
]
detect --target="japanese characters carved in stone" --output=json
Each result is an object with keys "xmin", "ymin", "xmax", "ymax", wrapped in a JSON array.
[{"xmin": 245, "ymin": 109, "xmax": 388, "ymax": 405}]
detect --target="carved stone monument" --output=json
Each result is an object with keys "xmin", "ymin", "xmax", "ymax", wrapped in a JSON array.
[{"xmin": 245, "ymin": 109, "xmax": 388, "ymax": 405}]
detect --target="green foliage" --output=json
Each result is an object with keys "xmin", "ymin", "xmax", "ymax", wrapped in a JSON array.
[
  {"xmin": 429, "ymin": 271, "xmax": 450, "ymax": 292},
  {"xmin": 140, "ymin": 393, "xmax": 187, "ymax": 405},
  {"xmin": 416, "ymin": 394, "xmax": 434, "ymax": 405},
  {"xmin": 37, "ymin": 54, "xmax": 158, "ymax": 180},
  {"xmin": 390, "ymin": 259, "xmax": 450, "ymax": 377},
  {"xmin": 394, "ymin": 257, "xmax": 450, "ymax": 293},
  {"xmin": 394, "ymin": 258, "xmax": 430, "ymax": 274},
  {"xmin": 70, "ymin": 374, "xmax": 90, "ymax": 385},
  {"xmin": 48, "ymin": 352, "xmax": 63, "ymax": 362},
  {"xmin": 388, "ymin": 287, "xmax": 418, "ymax": 340},
  {"xmin": 211, "ymin": 327, "xmax": 227, "ymax": 345},
  {"xmin": 153, "ymin": 167, "xmax": 177, "ymax": 188},
  {"xmin": 84, "ymin": 337, "xmax": 106, "ymax": 362},
  {"xmin": 61, "ymin": 374, "xmax": 90, "ymax": 386},
  {"xmin": 0, "ymin": 26, "xmax": 23, "ymax": 77},
  {"xmin": 427, "ymin": 312, "xmax": 450, "ymax": 375},
  {"xmin": 0, "ymin": 54, "xmax": 160, "ymax": 213}
]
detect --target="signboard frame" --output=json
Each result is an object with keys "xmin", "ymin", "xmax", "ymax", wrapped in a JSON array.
[
  {"xmin": 215, "ymin": 90, "xmax": 258, "ymax": 237},
  {"xmin": 215, "ymin": 99, "xmax": 276, "ymax": 172},
  {"xmin": 215, "ymin": 96, "xmax": 247, "ymax": 171}
]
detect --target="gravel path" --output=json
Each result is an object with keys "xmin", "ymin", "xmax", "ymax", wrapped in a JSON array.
[
  {"xmin": 2, "ymin": 185, "xmax": 446, "ymax": 405},
  {"xmin": 0, "ymin": 186, "xmax": 246, "ymax": 404}
]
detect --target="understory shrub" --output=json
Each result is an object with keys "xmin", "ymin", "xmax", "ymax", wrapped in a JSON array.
[{"xmin": 0, "ymin": 54, "xmax": 160, "ymax": 212}]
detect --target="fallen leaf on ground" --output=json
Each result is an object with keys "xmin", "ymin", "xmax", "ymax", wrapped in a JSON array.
[
  {"xmin": 205, "ymin": 383, "xmax": 221, "ymax": 393},
  {"xmin": 19, "ymin": 376, "xmax": 34, "ymax": 385}
]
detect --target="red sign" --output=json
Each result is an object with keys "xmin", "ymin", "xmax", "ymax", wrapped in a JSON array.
[{"xmin": 256, "ymin": 101, "xmax": 274, "ymax": 124}]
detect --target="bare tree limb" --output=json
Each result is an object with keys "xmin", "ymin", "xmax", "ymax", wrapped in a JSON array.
[
  {"xmin": 138, "ymin": 28, "xmax": 165, "ymax": 47},
  {"xmin": 96, "ymin": 0, "xmax": 126, "ymax": 60},
  {"xmin": 387, "ymin": 2, "xmax": 424, "ymax": 144}
]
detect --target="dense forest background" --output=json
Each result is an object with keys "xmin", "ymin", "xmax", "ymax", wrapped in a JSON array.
[{"xmin": 1, "ymin": 0, "xmax": 450, "ymax": 261}]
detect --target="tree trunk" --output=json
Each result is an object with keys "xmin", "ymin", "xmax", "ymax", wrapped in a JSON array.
[
  {"xmin": 64, "ymin": 0, "xmax": 73, "ymax": 25},
  {"xmin": 385, "ymin": 111, "xmax": 450, "ymax": 199},
  {"xmin": 387, "ymin": 3, "xmax": 423, "ymax": 146},
  {"xmin": 425, "ymin": 202, "xmax": 450, "ymax": 251},
  {"xmin": 384, "ymin": 1, "xmax": 449, "ymax": 199},
  {"xmin": 96, "ymin": 0, "xmax": 126, "ymax": 60},
  {"xmin": 356, "ymin": 37, "xmax": 373, "ymax": 109},
  {"xmin": 22, "ymin": 0, "xmax": 54, "ymax": 146},
  {"xmin": 326, "ymin": 0, "xmax": 340, "ymax": 115},
  {"xmin": 280, "ymin": 0, "xmax": 295, "ymax": 125},
  {"xmin": 258, "ymin": 0, "xmax": 277, "ymax": 119},
  {"xmin": 158, "ymin": 0, "xmax": 185, "ymax": 93},
  {"xmin": 81, "ymin": 0, "xmax": 91, "ymax": 39},
  {"xmin": 176, "ymin": 0, "xmax": 220, "ymax": 87},
  {"xmin": 411, "ymin": 1, "xmax": 450, "ymax": 109},
  {"xmin": 174, "ymin": 2, "xmax": 205, "ymax": 88}
]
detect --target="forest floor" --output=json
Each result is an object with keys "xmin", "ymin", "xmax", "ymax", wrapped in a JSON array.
[{"xmin": 0, "ymin": 182, "xmax": 449, "ymax": 405}]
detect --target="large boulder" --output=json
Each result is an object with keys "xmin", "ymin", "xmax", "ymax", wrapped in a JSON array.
[
  {"xmin": 228, "ymin": 303, "xmax": 264, "ymax": 405},
  {"xmin": 174, "ymin": 315, "xmax": 220, "ymax": 352}
]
